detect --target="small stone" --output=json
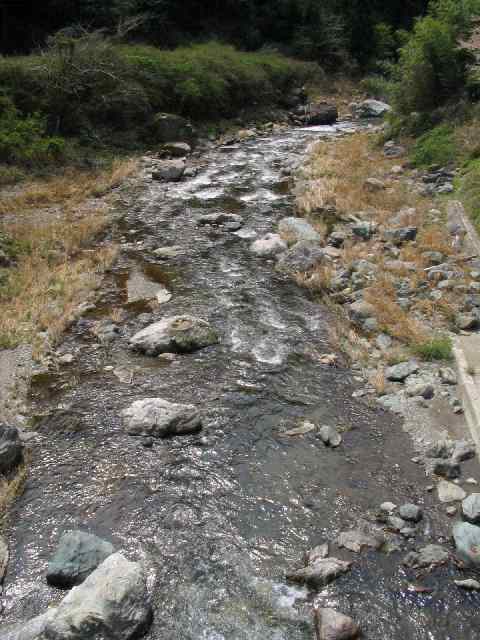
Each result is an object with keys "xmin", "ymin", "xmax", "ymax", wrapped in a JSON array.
[
  {"xmin": 58, "ymin": 353, "xmax": 74, "ymax": 365},
  {"xmin": 399, "ymin": 504, "xmax": 423, "ymax": 523},
  {"xmin": 455, "ymin": 578, "xmax": 480, "ymax": 590},
  {"xmin": 380, "ymin": 502, "xmax": 397, "ymax": 514},
  {"xmin": 364, "ymin": 177, "xmax": 386, "ymax": 192},
  {"xmin": 250, "ymin": 233, "xmax": 287, "ymax": 258},
  {"xmin": 406, "ymin": 381, "xmax": 434, "ymax": 399},
  {"xmin": 376, "ymin": 334, "xmax": 392, "ymax": 351},
  {"xmin": 318, "ymin": 425, "xmax": 342, "ymax": 448},
  {"xmin": 466, "ymin": 478, "xmax": 478, "ymax": 485},
  {"xmin": 462, "ymin": 494, "xmax": 480, "ymax": 524},
  {"xmin": 142, "ymin": 437, "xmax": 154, "ymax": 449},
  {"xmin": 438, "ymin": 368, "xmax": 458, "ymax": 385},
  {"xmin": 452, "ymin": 441, "xmax": 476, "ymax": 463},
  {"xmin": 404, "ymin": 545, "xmax": 449, "ymax": 568},
  {"xmin": 438, "ymin": 480, "xmax": 467, "ymax": 503},
  {"xmin": 446, "ymin": 506, "xmax": 457, "ymax": 516},
  {"xmin": 315, "ymin": 608, "xmax": 360, "ymax": 640},
  {"xmin": 385, "ymin": 361, "xmax": 419, "ymax": 382}
]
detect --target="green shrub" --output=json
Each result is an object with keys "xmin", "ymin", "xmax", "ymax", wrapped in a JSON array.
[
  {"xmin": 411, "ymin": 124, "xmax": 457, "ymax": 167},
  {"xmin": 458, "ymin": 157, "xmax": 480, "ymax": 230},
  {"xmin": 360, "ymin": 75, "xmax": 393, "ymax": 102},
  {"xmin": 0, "ymin": 95, "xmax": 65, "ymax": 166},
  {"xmin": 412, "ymin": 335, "xmax": 453, "ymax": 361}
]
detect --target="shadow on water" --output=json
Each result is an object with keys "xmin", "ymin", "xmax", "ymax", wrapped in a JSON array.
[{"xmin": 2, "ymin": 123, "xmax": 480, "ymax": 639}]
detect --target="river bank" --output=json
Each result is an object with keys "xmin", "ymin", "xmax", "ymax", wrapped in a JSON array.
[{"xmin": 1, "ymin": 113, "xmax": 480, "ymax": 639}]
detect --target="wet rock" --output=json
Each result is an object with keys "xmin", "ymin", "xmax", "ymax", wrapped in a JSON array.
[
  {"xmin": 433, "ymin": 459, "xmax": 461, "ymax": 480},
  {"xmin": 161, "ymin": 142, "xmax": 191, "ymax": 157},
  {"xmin": 399, "ymin": 504, "xmax": 423, "ymax": 523},
  {"xmin": 385, "ymin": 361, "xmax": 419, "ymax": 382},
  {"xmin": 276, "ymin": 241, "xmax": 325, "ymax": 274},
  {"xmin": 122, "ymin": 398, "xmax": 202, "ymax": 438},
  {"xmin": 455, "ymin": 578, "xmax": 480, "ymax": 590},
  {"xmin": 352, "ymin": 99, "xmax": 391, "ymax": 118},
  {"xmin": 47, "ymin": 531, "xmax": 115, "ymax": 588},
  {"xmin": 0, "ymin": 535, "xmax": 8, "ymax": 583},
  {"xmin": 130, "ymin": 315, "xmax": 219, "ymax": 355},
  {"xmin": 403, "ymin": 545, "xmax": 449, "ymax": 569},
  {"xmin": 153, "ymin": 112, "xmax": 196, "ymax": 144},
  {"xmin": 315, "ymin": 608, "xmax": 359, "ymax": 640},
  {"xmin": 0, "ymin": 425, "xmax": 23, "ymax": 475},
  {"xmin": 250, "ymin": 233, "xmax": 287, "ymax": 258},
  {"xmin": 153, "ymin": 246, "xmax": 183, "ymax": 260},
  {"xmin": 306, "ymin": 543, "xmax": 329, "ymax": 564},
  {"xmin": 318, "ymin": 425, "xmax": 342, "ymax": 448},
  {"xmin": 278, "ymin": 217, "xmax": 321, "ymax": 245},
  {"xmin": 286, "ymin": 557, "xmax": 351, "ymax": 588},
  {"xmin": 1, "ymin": 610, "xmax": 58, "ymax": 640},
  {"xmin": 198, "ymin": 212, "xmax": 243, "ymax": 231},
  {"xmin": 438, "ymin": 367, "xmax": 458, "ymax": 385},
  {"xmin": 453, "ymin": 522, "xmax": 480, "ymax": 566},
  {"xmin": 462, "ymin": 494, "xmax": 480, "ymax": 524},
  {"xmin": 364, "ymin": 178, "xmax": 385, "ymax": 192},
  {"xmin": 152, "ymin": 159, "xmax": 186, "ymax": 182},
  {"xmin": 337, "ymin": 529, "xmax": 384, "ymax": 553},
  {"xmin": 437, "ymin": 480, "xmax": 467, "ymax": 503},
  {"xmin": 43, "ymin": 552, "xmax": 151, "ymax": 640},
  {"xmin": 306, "ymin": 102, "xmax": 338, "ymax": 126}
]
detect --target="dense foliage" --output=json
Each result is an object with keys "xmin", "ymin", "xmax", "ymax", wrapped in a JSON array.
[{"xmin": 3, "ymin": 0, "xmax": 429, "ymax": 67}]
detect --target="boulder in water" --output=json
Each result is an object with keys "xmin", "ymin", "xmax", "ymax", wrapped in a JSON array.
[
  {"xmin": 43, "ymin": 552, "xmax": 152, "ymax": 640},
  {"xmin": 0, "ymin": 425, "xmax": 23, "ymax": 475},
  {"xmin": 197, "ymin": 212, "xmax": 243, "ymax": 231},
  {"xmin": 315, "ymin": 608, "xmax": 360, "ymax": 640},
  {"xmin": 129, "ymin": 315, "xmax": 219, "ymax": 356},
  {"xmin": 306, "ymin": 102, "xmax": 338, "ymax": 126},
  {"xmin": 152, "ymin": 159, "xmax": 186, "ymax": 182},
  {"xmin": 46, "ymin": 531, "xmax": 115, "ymax": 588},
  {"xmin": 287, "ymin": 557, "xmax": 351, "ymax": 588},
  {"xmin": 122, "ymin": 397, "xmax": 202, "ymax": 437}
]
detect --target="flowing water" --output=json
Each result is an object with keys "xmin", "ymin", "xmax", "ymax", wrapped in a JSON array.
[{"xmin": 2, "ymin": 124, "xmax": 480, "ymax": 639}]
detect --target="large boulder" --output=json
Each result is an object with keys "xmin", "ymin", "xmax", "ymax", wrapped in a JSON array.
[
  {"xmin": 152, "ymin": 113, "xmax": 196, "ymax": 144},
  {"xmin": 462, "ymin": 494, "xmax": 480, "ymax": 524},
  {"xmin": 306, "ymin": 102, "xmax": 338, "ymax": 126},
  {"xmin": 276, "ymin": 241, "xmax": 326, "ymax": 275},
  {"xmin": 352, "ymin": 99, "xmax": 391, "ymax": 119},
  {"xmin": 250, "ymin": 233, "xmax": 287, "ymax": 258},
  {"xmin": 0, "ymin": 425, "xmax": 23, "ymax": 475},
  {"xmin": 2, "ymin": 610, "xmax": 58, "ymax": 640},
  {"xmin": 42, "ymin": 552, "xmax": 152, "ymax": 640},
  {"xmin": 278, "ymin": 217, "xmax": 321, "ymax": 245},
  {"xmin": 315, "ymin": 608, "xmax": 360, "ymax": 640},
  {"xmin": 122, "ymin": 398, "xmax": 202, "ymax": 437},
  {"xmin": 152, "ymin": 159, "xmax": 185, "ymax": 182},
  {"xmin": 47, "ymin": 531, "xmax": 115, "ymax": 588},
  {"xmin": 129, "ymin": 315, "xmax": 219, "ymax": 356},
  {"xmin": 453, "ymin": 522, "xmax": 480, "ymax": 566}
]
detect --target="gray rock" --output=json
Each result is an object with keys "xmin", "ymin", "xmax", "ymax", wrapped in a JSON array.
[
  {"xmin": 337, "ymin": 529, "xmax": 384, "ymax": 553},
  {"xmin": 0, "ymin": 425, "xmax": 23, "ymax": 475},
  {"xmin": 153, "ymin": 246, "xmax": 183, "ymax": 260},
  {"xmin": 47, "ymin": 531, "xmax": 115, "ymax": 588},
  {"xmin": 376, "ymin": 334, "xmax": 392, "ymax": 351},
  {"xmin": 0, "ymin": 535, "xmax": 8, "ymax": 583},
  {"xmin": 1, "ymin": 610, "xmax": 58, "ymax": 640},
  {"xmin": 387, "ymin": 516, "xmax": 407, "ymax": 532},
  {"xmin": 152, "ymin": 159, "xmax": 186, "ymax": 182},
  {"xmin": 453, "ymin": 522, "xmax": 480, "ymax": 566},
  {"xmin": 287, "ymin": 557, "xmax": 351, "ymax": 588},
  {"xmin": 351, "ymin": 222, "xmax": 377, "ymax": 241},
  {"xmin": 406, "ymin": 381, "xmax": 434, "ymax": 399},
  {"xmin": 197, "ymin": 212, "xmax": 243, "ymax": 231},
  {"xmin": 130, "ymin": 315, "xmax": 218, "ymax": 355},
  {"xmin": 43, "ymin": 552, "xmax": 151, "ymax": 640},
  {"xmin": 250, "ymin": 233, "xmax": 287, "ymax": 258},
  {"xmin": 425, "ymin": 440, "xmax": 454, "ymax": 459},
  {"xmin": 384, "ymin": 227, "xmax": 418, "ymax": 245},
  {"xmin": 380, "ymin": 501, "xmax": 397, "ymax": 514},
  {"xmin": 462, "ymin": 494, "xmax": 480, "ymax": 524},
  {"xmin": 328, "ymin": 231, "xmax": 346, "ymax": 248},
  {"xmin": 122, "ymin": 398, "xmax": 201, "ymax": 438},
  {"xmin": 433, "ymin": 459, "xmax": 461, "ymax": 480},
  {"xmin": 153, "ymin": 112, "xmax": 196, "ymax": 144},
  {"xmin": 456, "ymin": 313, "xmax": 479, "ymax": 330},
  {"xmin": 438, "ymin": 480, "xmax": 467, "ymax": 503},
  {"xmin": 306, "ymin": 543, "xmax": 329, "ymax": 564},
  {"xmin": 318, "ymin": 425, "xmax": 342, "ymax": 448},
  {"xmin": 404, "ymin": 545, "xmax": 449, "ymax": 568},
  {"xmin": 455, "ymin": 578, "xmax": 480, "ymax": 590},
  {"xmin": 276, "ymin": 241, "xmax": 325, "ymax": 274},
  {"xmin": 278, "ymin": 217, "xmax": 321, "ymax": 245},
  {"xmin": 438, "ymin": 367, "xmax": 458, "ymax": 385},
  {"xmin": 315, "ymin": 608, "xmax": 359, "ymax": 640},
  {"xmin": 452, "ymin": 440, "xmax": 476, "ymax": 463},
  {"xmin": 399, "ymin": 504, "xmax": 423, "ymax": 523},
  {"xmin": 306, "ymin": 102, "xmax": 338, "ymax": 126},
  {"xmin": 353, "ymin": 99, "xmax": 391, "ymax": 118},
  {"xmin": 161, "ymin": 142, "xmax": 191, "ymax": 157},
  {"xmin": 422, "ymin": 251, "xmax": 445, "ymax": 266},
  {"xmin": 349, "ymin": 300, "xmax": 376, "ymax": 323},
  {"xmin": 385, "ymin": 361, "xmax": 419, "ymax": 382},
  {"xmin": 364, "ymin": 178, "xmax": 385, "ymax": 192}
]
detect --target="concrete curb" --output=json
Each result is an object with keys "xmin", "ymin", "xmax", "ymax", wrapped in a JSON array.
[{"xmin": 453, "ymin": 337, "xmax": 480, "ymax": 452}]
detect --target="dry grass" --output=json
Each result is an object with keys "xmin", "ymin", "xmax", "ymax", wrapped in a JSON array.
[{"xmin": 0, "ymin": 158, "xmax": 137, "ymax": 355}]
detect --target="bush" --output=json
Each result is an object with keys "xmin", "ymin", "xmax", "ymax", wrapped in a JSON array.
[
  {"xmin": 412, "ymin": 335, "xmax": 453, "ymax": 361},
  {"xmin": 411, "ymin": 124, "xmax": 457, "ymax": 167},
  {"xmin": 0, "ymin": 95, "xmax": 65, "ymax": 166},
  {"xmin": 458, "ymin": 157, "xmax": 480, "ymax": 230}
]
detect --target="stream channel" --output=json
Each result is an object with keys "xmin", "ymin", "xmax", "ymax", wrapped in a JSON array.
[{"xmin": 2, "ymin": 123, "xmax": 480, "ymax": 639}]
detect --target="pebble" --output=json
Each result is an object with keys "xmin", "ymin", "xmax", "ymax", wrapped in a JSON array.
[{"xmin": 399, "ymin": 503, "xmax": 423, "ymax": 523}]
